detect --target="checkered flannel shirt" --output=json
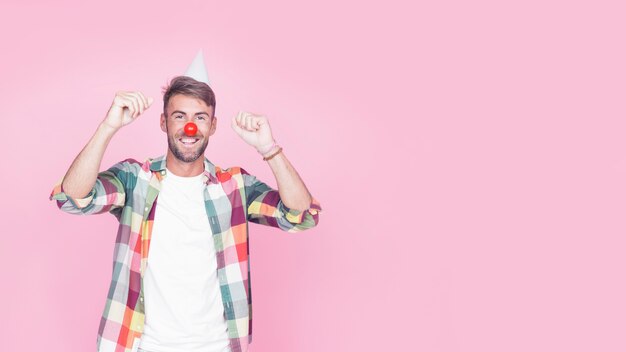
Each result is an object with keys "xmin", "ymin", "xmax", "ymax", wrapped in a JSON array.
[{"xmin": 49, "ymin": 155, "xmax": 322, "ymax": 352}]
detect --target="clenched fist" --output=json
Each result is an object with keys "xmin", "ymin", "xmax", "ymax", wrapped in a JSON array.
[
  {"xmin": 103, "ymin": 91, "xmax": 154, "ymax": 131},
  {"xmin": 231, "ymin": 111, "xmax": 275, "ymax": 152}
]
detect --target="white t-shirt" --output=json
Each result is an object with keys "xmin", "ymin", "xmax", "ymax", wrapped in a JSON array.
[{"xmin": 139, "ymin": 169, "xmax": 230, "ymax": 352}]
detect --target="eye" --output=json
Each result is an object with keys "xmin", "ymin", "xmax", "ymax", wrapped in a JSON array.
[
  {"xmin": 196, "ymin": 115, "xmax": 206, "ymax": 121},
  {"xmin": 174, "ymin": 115, "xmax": 183, "ymax": 119}
]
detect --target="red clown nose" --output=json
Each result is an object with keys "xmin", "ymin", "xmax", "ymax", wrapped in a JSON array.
[{"xmin": 184, "ymin": 122, "xmax": 198, "ymax": 136}]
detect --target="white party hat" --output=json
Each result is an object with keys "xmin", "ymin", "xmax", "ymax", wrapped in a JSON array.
[{"xmin": 184, "ymin": 50, "xmax": 210, "ymax": 84}]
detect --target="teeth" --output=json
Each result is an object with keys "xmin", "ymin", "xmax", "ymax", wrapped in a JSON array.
[{"xmin": 181, "ymin": 138, "xmax": 197, "ymax": 144}]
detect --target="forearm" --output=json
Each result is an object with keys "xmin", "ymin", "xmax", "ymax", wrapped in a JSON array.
[
  {"xmin": 62, "ymin": 123, "xmax": 118, "ymax": 199},
  {"xmin": 265, "ymin": 150, "xmax": 313, "ymax": 212},
  {"xmin": 230, "ymin": 112, "xmax": 315, "ymax": 212}
]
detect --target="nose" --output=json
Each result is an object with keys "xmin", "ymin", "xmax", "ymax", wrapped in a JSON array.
[{"xmin": 184, "ymin": 122, "xmax": 198, "ymax": 136}]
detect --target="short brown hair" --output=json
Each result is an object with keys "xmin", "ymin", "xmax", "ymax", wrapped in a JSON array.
[{"xmin": 162, "ymin": 76, "xmax": 216, "ymax": 116}]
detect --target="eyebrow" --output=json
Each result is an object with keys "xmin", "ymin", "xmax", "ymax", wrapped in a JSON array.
[{"xmin": 171, "ymin": 110, "xmax": 209, "ymax": 116}]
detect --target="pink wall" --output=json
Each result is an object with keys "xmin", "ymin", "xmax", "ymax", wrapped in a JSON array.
[{"xmin": 1, "ymin": 0, "xmax": 626, "ymax": 351}]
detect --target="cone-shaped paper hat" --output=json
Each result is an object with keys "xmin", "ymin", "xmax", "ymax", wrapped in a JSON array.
[{"xmin": 184, "ymin": 50, "xmax": 210, "ymax": 84}]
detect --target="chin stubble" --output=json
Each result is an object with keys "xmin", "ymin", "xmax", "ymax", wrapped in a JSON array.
[{"xmin": 167, "ymin": 131, "xmax": 209, "ymax": 163}]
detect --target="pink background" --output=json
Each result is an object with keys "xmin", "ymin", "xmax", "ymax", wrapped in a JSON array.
[{"xmin": 1, "ymin": 0, "xmax": 625, "ymax": 351}]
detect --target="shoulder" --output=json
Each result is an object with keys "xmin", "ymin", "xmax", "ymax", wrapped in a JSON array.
[
  {"xmin": 214, "ymin": 166, "xmax": 257, "ymax": 185},
  {"xmin": 106, "ymin": 158, "xmax": 154, "ymax": 183},
  {"xmin": 140, "ymin": 156, "xmax": 166, "ymax": 174},
  {"xmin": 215, "ymin": 165, "xmax": 244, "ymax": 179},
  {"xmin": 105, "ymin": 158, "xmax": 143, "ymax": 174}
]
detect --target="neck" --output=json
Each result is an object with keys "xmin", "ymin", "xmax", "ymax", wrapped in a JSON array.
[{"xmin": 165, "ymin": 150, "xmax": 205, "ymax": 177}]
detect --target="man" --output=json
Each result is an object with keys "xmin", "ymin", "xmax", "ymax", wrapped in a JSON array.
[{"xmin": 49, "ymin": 61, "xmax": 321, "ymax": 352}]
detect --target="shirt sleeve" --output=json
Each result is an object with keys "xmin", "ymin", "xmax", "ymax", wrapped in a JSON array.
[
  {"xmin": 241, "ymin": 168, "xmax": 322, "ymax": 233},
  {"xmin": 49, "ymin": 159, "xmax": 137, "ymax": 216}
]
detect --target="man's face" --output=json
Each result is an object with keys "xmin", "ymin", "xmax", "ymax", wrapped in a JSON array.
[{"xmin": 160, "ymin": 94, "xmax": 217, "ymax": 163}]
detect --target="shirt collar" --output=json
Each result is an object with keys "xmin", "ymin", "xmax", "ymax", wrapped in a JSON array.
[{"xmin": 148, "ymin": 155, "xmax": 219, "ymax": 185}]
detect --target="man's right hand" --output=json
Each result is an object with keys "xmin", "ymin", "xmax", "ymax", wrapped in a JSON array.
[
  {"xmin": 103, "ymin": 91, "xmax": 154, "ymax": 130},
  {"xmin": 60, "ymin": 91, "xmax": 153, "ymax": 200}
]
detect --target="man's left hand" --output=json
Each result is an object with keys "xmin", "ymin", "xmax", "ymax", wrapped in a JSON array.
[{"xmin": 231, "ymin": 111, "xmax": 275, "ymax": 152}]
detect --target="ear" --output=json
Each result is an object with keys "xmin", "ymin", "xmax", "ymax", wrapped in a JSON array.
[
  {"xmin": 208, "ymin": 115, "xmax": 217, "ymax": 136},
  {"xmin": 160, "ymin": 113, "xmax": 167, "ymax": 132}
]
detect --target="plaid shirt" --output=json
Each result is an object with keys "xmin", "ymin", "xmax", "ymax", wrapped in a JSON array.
[{"xmin": 49, "ymin": 155, "xmax": 322, "ymax": 352}]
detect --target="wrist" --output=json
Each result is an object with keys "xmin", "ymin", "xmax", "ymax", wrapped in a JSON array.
[
  {"xmin": 98, "ymin": 122, "xmax": 120, "ymax": 136},
  {"xmin": 262, "ymin": 145, "xmax": 283, "ymax": 161},
  {"xmin": 256, "ymin": 140, "xmax": 277, "ymax": 155}
]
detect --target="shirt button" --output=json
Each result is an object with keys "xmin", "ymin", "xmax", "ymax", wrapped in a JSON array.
[{"xmin": 144, "ymin": 207, "xmax": 149, "ymax": 212}]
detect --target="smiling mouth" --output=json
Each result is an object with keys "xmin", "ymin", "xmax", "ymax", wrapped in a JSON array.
[{"xmin": 179, "ymin": 137, "xmax": 200, "ymax": 146}]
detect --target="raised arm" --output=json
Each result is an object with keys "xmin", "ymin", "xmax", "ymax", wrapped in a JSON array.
[
  {"xmin": 231, "ymin": 111, "xmax": 316, "ymax": 211},
  {"xmin": 62, "ymin": 91, "xmax": 153, "ymax": 199}
]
